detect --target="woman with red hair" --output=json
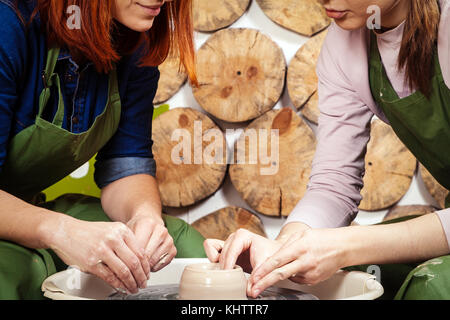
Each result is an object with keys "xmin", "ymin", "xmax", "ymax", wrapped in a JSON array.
[{"xmin": 0, "ymin": 0, "xmax": 204, "ymax": 299}]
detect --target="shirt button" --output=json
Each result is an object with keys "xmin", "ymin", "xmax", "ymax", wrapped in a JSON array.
[
  {"xmin": 72, "ymin": 116, "xmax": 79, "ymax": 124},
  {"xmin": 65, "ymin": 73, "xmax": 75, "ymax": 82}
]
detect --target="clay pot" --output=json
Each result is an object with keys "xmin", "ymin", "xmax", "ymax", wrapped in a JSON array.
[{"xmin": 179, "ymin": 263, "xmax": 247, "ymax": 300}]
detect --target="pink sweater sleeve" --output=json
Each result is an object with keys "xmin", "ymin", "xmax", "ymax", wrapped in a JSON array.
[
  {"xmin": 285, "ymin": 32, "xmax": 374, "ymax": 228},
  {"xmin": 437, "ymin": 209, "xmax": 450, "ymax": 249}
]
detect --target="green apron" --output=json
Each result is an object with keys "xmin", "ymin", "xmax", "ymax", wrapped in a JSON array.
[
  {"xmin": 0, "ymin": 47, "xmax": 205, "ymax": 300},
  {"xmin": 345, "ymin": 32, "xmax": 450, "ymax": 300}
]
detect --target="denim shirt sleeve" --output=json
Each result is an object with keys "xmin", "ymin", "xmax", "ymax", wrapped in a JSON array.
[
  {"xmin": 94, "ymin": 48, "xmax": 160, "ymax": 189},
  {"xmin": 94, "ymin": 157, "xmax": 157, "ymax": 189},
  {"xmin": 0, "ymin": 3, "xmax": 26, "ymax": 174}
]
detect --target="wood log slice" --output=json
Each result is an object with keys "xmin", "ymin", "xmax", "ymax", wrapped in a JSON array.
[
  {"xmin": 420, "ymin": 164, "xmax": 449, "ymax": 209},
  {"xmin": 193, "ymin": 0, "xmax": 250, "ymax": 32},
  {"xmin": 154, "ymin": 55, "xmax": 187, "ymax": 104},
  {"xmin": 152, "ymin": 107, "xmax": 228, "ymax": 207},
  {"xmin": 287, "ymin": 29, "xmax": 328, "ymax": 112},
  {"xmin": 191, "ymin": 207, "xmax": 266, "ymax": 240},
  {"xmin": 192, "ymin": 28, "xmax": 286, "ymax": 123},
  {"xmin": 301, "ymin": 91, "xmax": 319, "ymax": 124},
  {"xmin": 383, "ymin": 205, "xmax": 437, "ymax": 222},
  {"xmin": 229, "ymin": 108, "xmax": 317, "ymax": 217},
  {"xmin": 359, "ymin": 120, "xmax": 417, "ymax": 211},
  {"xmin": 154, "ymin": 55, "xmax": 188, "ymax": 105},
  {"xmin": 256, "ymin": 0, "xmax": 330, "ymax": 36}
]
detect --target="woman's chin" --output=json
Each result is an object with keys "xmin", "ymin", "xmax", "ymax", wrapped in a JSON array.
[
  {"xmin": 334, "ymin": 17, "xmax": 367, "ymax": 31},
  {"xmin": 123, "ymin": 19, "xmax": 155, "ymax": 33}
]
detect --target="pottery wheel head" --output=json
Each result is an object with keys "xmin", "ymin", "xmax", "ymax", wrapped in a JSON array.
[{"xmin": 108, "ymin": 284, "xmax": 319, "ymax": 300}]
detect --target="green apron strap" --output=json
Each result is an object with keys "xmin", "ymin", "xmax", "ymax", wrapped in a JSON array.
[
  {"xmin": 369, "ymin": 31, "xmax": 450, "ymax": 192},
  {"xmin": 41, "ymin": 46, "xmax": 60, "ymax": 87},
  {"xmin": 108, "ymin": 68, "xmax": 120, "ymax": 102},
  {"xmin": 38, "ymin": 46, "xmax": 65, "ymax": 127}
]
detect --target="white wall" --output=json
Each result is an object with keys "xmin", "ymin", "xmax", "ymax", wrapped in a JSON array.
[{"xmin": 158, "ymin": 1, "xmax": 439, "ymax": 240}]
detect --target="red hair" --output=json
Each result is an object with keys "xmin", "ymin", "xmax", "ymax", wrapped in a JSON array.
[{"xmin": 20, "ymin": 0, "xmax": 197, "ymax": 84}]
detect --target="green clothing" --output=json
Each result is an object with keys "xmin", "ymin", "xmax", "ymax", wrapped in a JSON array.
[
  {"xmin": 369, "ymin": 33, "xmax": 450, "ymax": 200},
  {"xmin": 347, "ymin": 32, "xmax": 450, "ymax": 300},
  {"xmin": 0, "ymin": 47, "xmax": 205, "ymax": 300}
]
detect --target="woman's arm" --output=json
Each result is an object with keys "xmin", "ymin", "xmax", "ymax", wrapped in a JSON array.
[
  {"xmin": 0, "ymin": 189, "xmax": 66, "ymax": 249},
  {"xmin": 343, "ymin": 212, "xmax": 450, "ymax": 266},
  {"xmin": 274, "ymin": 24, "xmax": 375, "ymax": 244},
  {"xmin": 0, "ymin": 3, "xmax": 54, "ymax": 250},
  {"xmin": 0, "ymin": 187, "xmax": 151, "ymax": 293},
  {"xmin": 100, "ymin": 173, "xmax": 162, "ymax": 224},
  {"xmin": 248, "ymin": 211, "xmax": 450, "ymax": 297},
  {"xmin": 94, "ymin": 55, "xmax": 176, "ymax": 271},
  {"xmin": 100, "ymin": 173, "xmax": 177, "ymax": 271},
  {"xmin": 283, "ymin": 23, "xmax": 374, "ymax": 232}
]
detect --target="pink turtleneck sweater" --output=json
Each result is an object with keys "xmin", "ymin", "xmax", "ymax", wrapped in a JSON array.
[
  {"xmin": 285, "ymin": 0, "xmax": 450, "ymax": 248},
  {"xmin": 375, "ymin": 21, "xmax": 413, "ymax": 98}
]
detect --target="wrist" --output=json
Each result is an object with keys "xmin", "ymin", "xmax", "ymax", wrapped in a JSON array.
[
  {"xmin": 336, "ymin": 226, "xmax": 363, "ymax": 268},
  {"xmin": 128, "ymin": 207, "xmax": 164, "ymax": 226},
  {"xmin": 36, "ymin": 209, "xmax": 74, "ymax": 249},
  {"xmin": 276, "ymin": 222, "xmax": 311, "ymax": 244}
]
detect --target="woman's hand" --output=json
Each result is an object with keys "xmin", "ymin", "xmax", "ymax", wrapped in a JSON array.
[
  {"xmin": 126, "ymin": 213, "xmax": 177, "ymax": 273},
  {"xmin": 204, "ymin": 229, "xmax": 284, "ymax": 275},
  {"xmin": 49, "ymin": 216, "xmax": 151, "ymax": 294},
  {"xmin": 248, "ymin": 228, "xmax": 347, "ymax": 298}
]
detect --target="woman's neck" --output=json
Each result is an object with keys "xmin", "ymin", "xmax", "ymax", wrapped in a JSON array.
[{"xmin": 380, "ymin": 0, "xmax": 410, "ymax": 30}]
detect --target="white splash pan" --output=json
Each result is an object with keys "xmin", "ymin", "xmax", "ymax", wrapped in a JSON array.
[{"xmin": 41, "ymin": 258, "xmax": 383, "ymax": 300}]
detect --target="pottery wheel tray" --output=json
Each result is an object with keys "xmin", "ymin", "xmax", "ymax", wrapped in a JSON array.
[{"xmin": 42, "ymin": 258, "xmax": 383, "ymax": 300}]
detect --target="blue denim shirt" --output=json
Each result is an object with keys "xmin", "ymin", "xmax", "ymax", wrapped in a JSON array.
[{"xmin": 0, "ymin": 0, "xmax": 158, "ymax": 189}]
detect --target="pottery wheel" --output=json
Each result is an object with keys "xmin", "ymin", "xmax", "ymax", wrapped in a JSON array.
[
  {"xmin": 108, "ymin": 284, "xmax": 319, "ymax": 300},
  {"xmin": 192, "ymin": 28, "xmax": 286, "ymax": 123}
]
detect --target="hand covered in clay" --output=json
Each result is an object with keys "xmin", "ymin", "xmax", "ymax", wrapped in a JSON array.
[
  {"xmin": 127, "ymin": 214, "xmax": 177, "ymax": 273},
  {"xmin": 248, "ymin": 228, "xmax": 346, "ymax": 298},
  {"xmin": 204, "ymin": 229, "xmax": 283, "ymax": 277},
  {"xmin": 50, "ymin": 218, "xmax": 150, "ymax": 294}
]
